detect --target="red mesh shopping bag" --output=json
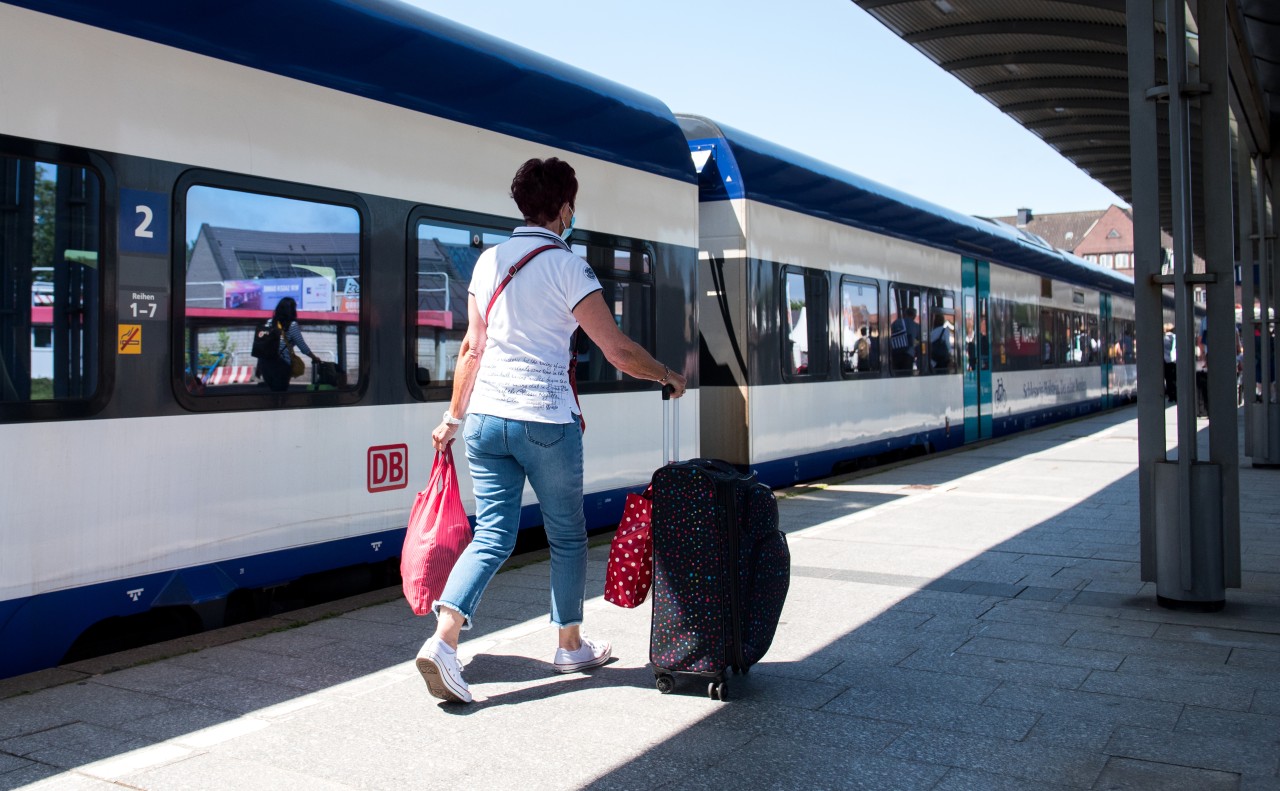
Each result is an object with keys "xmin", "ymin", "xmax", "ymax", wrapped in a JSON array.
[
  {"xmin": 604, "ymin": 488, "xmax": 654, "ymax": 608},
  {"xmin": 401, "ymin": 447, "xmax": 472, "ymax": 616}
]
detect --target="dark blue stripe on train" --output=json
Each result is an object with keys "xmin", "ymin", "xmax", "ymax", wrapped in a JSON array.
[
  {"xmin": 747, "ymin": 396, "xmax": 1113, "ymax": 489},
  {"xmin": 679, "ymin": 114, "xmax": 1134, "ymax": 299},
  {"xmin": 0, "ymin": 483, "xmax": 638, "ymax": 678},
  {"xmin": 3, "ymin": 0, "xmax": 696, "ymax": 185}
]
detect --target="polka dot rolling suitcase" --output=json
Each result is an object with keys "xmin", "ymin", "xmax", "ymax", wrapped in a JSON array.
[{"xmin": 648, "ymin": 389, "xmax": 790, "ymax": 700}]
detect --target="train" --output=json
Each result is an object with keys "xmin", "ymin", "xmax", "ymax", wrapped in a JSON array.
[{"xmin": 0, "ymin": 0, "xmax": 1140, "ymax": 679}]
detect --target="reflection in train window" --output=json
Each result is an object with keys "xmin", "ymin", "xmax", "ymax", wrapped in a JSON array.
[
  {"xmin": 783, "ymin": 268, "xmax": 828, "ymax": 379},
  {"xmin": 413, "ymin": 221, "xmax": 509, "ymax": 389},
  {"xmin": 839, "ymin": 279, "xmax": 880, "ymax": 375},
  {"xmin": 991, "ymin": 298, "xmax": 1041, "ymax": 372},
  {"xmin": 927, "ymin": 291, "xmax": 957, "ymax": 375},
  {"xmin": 1083, "ymin": 314, "xmax": 1100, "ymax": 365},
  {"xmin": 183, "ymin": 186, "xmax": 361, "ymax": 394},
  {"xmin": 1041, "ymin": 308, "xmax": 1059, "ymax": 367},
  {"xmin": 572, "ymin": 242, "xmax": 654, "ymax": 387},
  {"xmin": 0, "ymin": 156, "xmax": 101, "ymax": 403},
  {"xmin": 889, "ymin": 285, "xmax": 923, "ymax": 376}
]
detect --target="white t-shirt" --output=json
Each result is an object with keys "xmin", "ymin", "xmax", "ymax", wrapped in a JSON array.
[{"xmin": 467, "ymin": 228, "xmax": 602, "ymax": 424}]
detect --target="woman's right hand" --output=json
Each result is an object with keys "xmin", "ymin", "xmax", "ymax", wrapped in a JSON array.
[
  {"xmin": 664, "ymin": 369, "xmax": 688, "ymax": 399},
  {"xmin": 432, "ymin": 420, "xmax": 458, "ymax": 451}
]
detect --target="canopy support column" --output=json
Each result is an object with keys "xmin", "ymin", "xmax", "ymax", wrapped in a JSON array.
[{"xmin": 1133, "ymin": 0, "xmax": 1240, "ymax": 609}]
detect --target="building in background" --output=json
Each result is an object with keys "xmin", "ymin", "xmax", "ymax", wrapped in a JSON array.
[
  {"xmin": 993, "ymin": 205, "xmax": 1150, "ymax": 279},
  {"xmin": 994, "ymin": 207, "xmax": 1213, "ymax": 308}
]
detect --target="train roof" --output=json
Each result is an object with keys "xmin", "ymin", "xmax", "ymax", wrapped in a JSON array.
[
  {"xmin": 677, "ymin": 115, "xmax": 1135, "ymax": 299},
  {"xmin": 7, "ymin": 0, "xmax": 696, "ymax": 186}
]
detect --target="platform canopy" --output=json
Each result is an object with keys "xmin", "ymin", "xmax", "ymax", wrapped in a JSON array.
[{"xmin": 850, "ymin": 0, "xmax": 1279, "ymax": 261}]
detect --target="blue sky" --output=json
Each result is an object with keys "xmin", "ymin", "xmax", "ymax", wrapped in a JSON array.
[
  {"xmin": 186, "ymin": 187, "xmax": 358, "ymax": 245},
  {"xmin": 400, "ymin": 0, "xmax": 1125, "ymax": 219}
]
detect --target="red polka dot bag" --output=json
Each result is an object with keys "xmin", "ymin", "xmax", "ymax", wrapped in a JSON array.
[{"xmin": 604, "ymin": 487, "xmax": 654, "ymax": 608}]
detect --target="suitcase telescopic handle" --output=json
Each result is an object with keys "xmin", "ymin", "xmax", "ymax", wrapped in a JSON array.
[{"xmin": 662, "ymin": 384, "xmax": 679, "ymax": 465}]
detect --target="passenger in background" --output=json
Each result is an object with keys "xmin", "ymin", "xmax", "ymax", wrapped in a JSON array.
[
  {"xmin": 1162, "ymin": 324, "xmax": 1177, "ymax": 402},
  {"xmin": 417, "ymin": 157, "xmax": 687, "ymax": 705},
  {"xmin": 967, "ymin": 317, "xmax": 989, "ymax": 372},
  {"xmin": 929, "ymin": 312, "xmax": 955, "ymax": 373},
  {"xmin": 890, "ymin": 307, "xmax": 920, "ymax": 372},
  {"xmin": 258, "ymin": 297, "xmax": 320, "ymax": 392},
  {"xmin": 1120, "ymin": 328, "xmax": 1136, "ymax": 364},
  {"xmin": 1252, "ymin": 325, "xmax": 1277, "ymax": 402},
  {"xmin": 853, "ymin": 325, "xmax": 876, "ymax": 372}
]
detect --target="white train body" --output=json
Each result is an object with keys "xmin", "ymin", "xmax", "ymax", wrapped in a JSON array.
[{"xmin": 0, "ymin": 2, "xmax": 1140, "ymax": 678}]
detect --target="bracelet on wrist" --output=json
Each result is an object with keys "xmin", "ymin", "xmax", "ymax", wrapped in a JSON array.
[
  {"xmin": 658, "ymin": 366, "xmax": 670, "ymax": 384},
  {"xmin": 442, "ymin": 410, "xmax": 463, "ymax": 426}
]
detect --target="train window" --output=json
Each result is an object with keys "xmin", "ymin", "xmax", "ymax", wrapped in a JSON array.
[
  {"xmin": 181, "ymin": 185, "xmax": 361, "ymax": 397},
  {"xmin": 1041, "ymin": 309, "xmax": 1059, "ymax": 367},
  {"xmin": 0, "ymin": 156, "xmax": 102, "ymax": 406},
  {"xmin": 409, "ymin": 224, "xmax": 656, "ymax": 395},
  {"xmin": 963, "ymin": 294, "xmax": 991, "ymax": 373},
  {"xmin": 926, "ymin": 292, "xmax": 957, "ymax": 375},
  {"xmin": 783, "ymin": 268, "xmax": 828, "ymax": 379},
  {"xmin": 610, "ymin": 247, "xmax": 650, "ymax": 275},
  {"xmin": 1117, "ymin": 319, "xmax": 1137, "ymax": 363},
  {"xmin": 991, "ymin": 298, "xmax": 1040, "ymax": 371},
  {"xmin": 572, "ymin": 242, "xmax": 655, "ymax": 387},
  {"xmin": 839, "ymin": 279, "xmax": 879, "ymax": 376},
  {"xmin": 1065, "ymin": 312, "xmax": 1086, "ymax": 365},
  {"xmin": 413, "ymin": 220, "xmax": 510, "ymax": 390},
  {"xmin": 888, "ymin": 285, "xmax": 923, "ymax": 376},
  {"xmin": 1083, "ymin": 315, "xmax": 1100, "ymax": 364}
]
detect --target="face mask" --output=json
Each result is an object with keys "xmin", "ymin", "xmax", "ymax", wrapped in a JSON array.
[{"xmin": 561, "ymin": 214, "xmax": 575, "ymax": 242}]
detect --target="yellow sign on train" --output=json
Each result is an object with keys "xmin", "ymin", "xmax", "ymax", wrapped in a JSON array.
[{"xmin": 118, "ymin": 324, "xmax": 142, "ymax": 355}]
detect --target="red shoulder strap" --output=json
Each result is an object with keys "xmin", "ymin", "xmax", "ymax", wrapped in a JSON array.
[{"xmin": 483, "ymin": 244, "xmax": 559, "ymax": 325}]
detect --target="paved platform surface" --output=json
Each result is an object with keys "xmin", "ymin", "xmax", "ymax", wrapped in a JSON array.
[{"xmin": 3, "ymin": 406, "xmax": 1280, "ymax": 791}]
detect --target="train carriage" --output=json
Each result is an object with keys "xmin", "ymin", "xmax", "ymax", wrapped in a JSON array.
[
  {"xmin": 677, "ymin": 115, "xmax": 1140, "ymax": 486},
  {"xmin": 0, "ymin": 0, "xmax": 699, "ymax": 678},
  {"xmin": 1, "ymin": 0, "xmax": 1159, "ymax": 682}
]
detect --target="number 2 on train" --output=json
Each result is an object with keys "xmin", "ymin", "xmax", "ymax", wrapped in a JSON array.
[{"xmin": 117, "ymin": 188, "xmax": 168, "ymax": 254}]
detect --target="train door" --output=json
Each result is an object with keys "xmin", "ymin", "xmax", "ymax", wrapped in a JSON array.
[{"xmin": 961, "ymin": 257, "xmax": 992, "ymax": 440}]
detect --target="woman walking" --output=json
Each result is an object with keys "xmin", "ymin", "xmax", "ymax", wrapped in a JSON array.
[{"xmin": 416, "ymin": 157, "xmax": 686, "ymax": 703}]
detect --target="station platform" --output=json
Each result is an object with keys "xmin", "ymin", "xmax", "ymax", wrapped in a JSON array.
[{"xmin": 2, "ymin": 406, "xmax": 1279, "ymax": 791}]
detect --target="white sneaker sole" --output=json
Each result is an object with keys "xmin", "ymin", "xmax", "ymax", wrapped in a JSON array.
[
  {"xmin": 554, "ymin": 647, "xmax": 612, "ymax": 674},
  {"xmin": 416, "ymin": 654, "xmax": 472, "ymax": 703}
]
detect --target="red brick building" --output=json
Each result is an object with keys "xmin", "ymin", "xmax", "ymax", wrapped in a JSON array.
[
  {"xmin": 1071, "ymin": 205, "xmax": 1139, "ymax": 278},
  {"xmin": 993, "ymin": 205, "xmax": 1148, "ymax": 279}
]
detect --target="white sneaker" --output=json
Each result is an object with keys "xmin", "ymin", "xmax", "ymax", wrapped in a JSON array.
[
  {"xmin": 553, "ymin": 637, "xmax": 612, "ymax": 673},
  {"xmin": 416, "ymin": 637, "xmax": 472, "ymax": 703}
]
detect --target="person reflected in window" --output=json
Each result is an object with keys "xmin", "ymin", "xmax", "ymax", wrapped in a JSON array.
[
  {"xmin": 854, "ymin": 325, "xmax": 877, "ymax": 372},
  {"xmin": 258, "ymin": 297, "xmax": 319, "ymax": 392},
  {"xmin": 929, "ymin": 312, "xmax": 955, "ymax": 373},
  {"xmin": 890, "ymin": 306, "xmax": 920, "ymax": 372},
  {"xmin": 1121, "ymin": 328, "xmax": 1136, "ymax": 364}
]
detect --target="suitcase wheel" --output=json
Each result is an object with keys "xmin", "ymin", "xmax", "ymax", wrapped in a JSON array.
[
  {"xmin": 707, "ymin": 680, "xmax": 728, "ymax": 701},
  {"xmin": 656, "ymin": 674, "xmax": 675, "ymax": 694}
]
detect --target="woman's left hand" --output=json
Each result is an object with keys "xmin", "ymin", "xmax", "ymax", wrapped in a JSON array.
[{"xmin": 432, "ymin": 420, "xmax": 458, "ymax": 451}]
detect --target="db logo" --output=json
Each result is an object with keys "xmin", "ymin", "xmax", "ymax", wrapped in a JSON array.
[{"xmin": 368, "ymin": 444, "xmax": 408, "ymax": 492}]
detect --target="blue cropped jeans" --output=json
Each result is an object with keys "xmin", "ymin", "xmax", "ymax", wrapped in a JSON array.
[{"xmin": 434, "ymin": 414, "xmax": 586, "ymax": 630}]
